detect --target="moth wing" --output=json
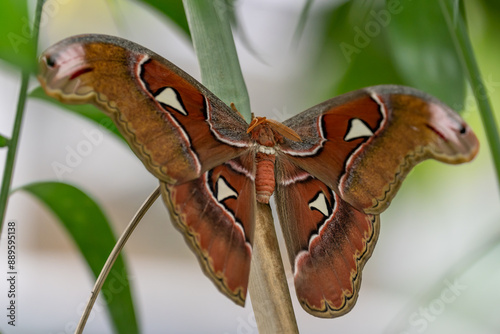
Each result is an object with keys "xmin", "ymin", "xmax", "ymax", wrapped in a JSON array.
[
  {"xmin": 274, "ymin": 159, "xmax": 379, "ymax": 317},
  {"xmin": 160, "ymin": 153, "xmax": 256, "ymax": 305},
  {"xmin": 280, "ymin": 85, "xmax": 479, "ymax": 214},
  {"xmin": 38, "ymin": 34, "xmax": 251, "ymax": 184}
]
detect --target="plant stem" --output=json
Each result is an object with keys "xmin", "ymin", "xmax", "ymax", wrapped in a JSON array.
[
  {"xmin": 0, "ymin": 71, "xmax": 29, "ymax": 229},
  {"xmin": 75, "ymin": 186, "xmax": 160, "ymax": 334},
  {"xmin": 440, "ymin": 0, "xmax": 500, "ymax": 188},
  {"xmin": 248, "ymin": 203, "xmax": 299, "ymax": 334},
  {"xmin": 0, "ymin": 0, "xmax": 45, "ymax": 230}
]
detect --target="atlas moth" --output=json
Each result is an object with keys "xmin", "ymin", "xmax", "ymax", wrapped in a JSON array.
[{"xmin": 38, "ymin": 34, "xmax": 479, "ymax": 318}]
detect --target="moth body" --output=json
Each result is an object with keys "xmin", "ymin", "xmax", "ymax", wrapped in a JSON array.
[
  {"xmin": 249, "ymin": 117, "xmax": 288, "ymax": 204},
  {"xmin": 254, "ymin": 152, "xmax": 276, "ymax": 203}
]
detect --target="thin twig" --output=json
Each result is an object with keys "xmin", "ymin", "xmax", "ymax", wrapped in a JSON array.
[{"xmin": 75, "ymin": 186, "xmax": 160, "ymax": 334}]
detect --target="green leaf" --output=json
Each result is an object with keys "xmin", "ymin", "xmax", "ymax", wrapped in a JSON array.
[
  {"xmin": 183, "ymin": 0, "xmax": 251, "ymax": 122},
  {"xmin": 18, "ymin": 181, "xmax": 138, "ymax": 334},
  {"xmin": 0, "ymin": 134, "xmax": 9, "ymax": 148},
  {"xmin": 138, "ymin": 0, "xmax": 190, "ymax": 37},
  {"xmin": 387, "ymin": 0, "xmax": 466, "ymax": 109},
  {"xmin": 30, "ymin": 87, "xmax": 125, "ymax": 142},
  {"xmin": 0, "ymin": 0, "xmax": 37, "ymax": 71}
]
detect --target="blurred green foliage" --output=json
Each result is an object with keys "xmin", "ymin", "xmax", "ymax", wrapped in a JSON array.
[{"xmin": 314, "ymin": 0, "xmax": 465, "ymax": 109}]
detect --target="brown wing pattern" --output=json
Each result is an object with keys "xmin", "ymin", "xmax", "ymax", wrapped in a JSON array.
[
  {"xmin": 274, "ymin": 159, "xmax": 379, "ymax": 317},
  {"xmin": 160, "ymin": 153, "xmax": 256, "ymax": 305},
  {"xmin": 38, "ymin": 34, "xmax": 251, "ymax": 185},
  {"xmin": 273, "ymin": 86, "xmax": 477, "ymax": 317},
  {"xmin": 280, "ymin": 85, "xmax": 479, "ymax": 214}
]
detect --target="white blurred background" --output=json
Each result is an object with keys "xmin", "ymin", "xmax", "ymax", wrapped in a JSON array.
[{"xmin": 0, "ymin": 0, "xmax": 499, "ymax": 333}]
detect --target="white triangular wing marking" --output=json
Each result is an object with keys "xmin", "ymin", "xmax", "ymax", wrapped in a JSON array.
[
  {"xmin": 308, "ymin": 192, "xmax": 329, "ymax": 216},
  {"xmin": 216, "ymin": 177, "xmax": 238, "ymax": 202},
  {"xmin": 155, "ymin": 87, "xmax": 188, "ymax": 116},
  {"xmin": 344, "ymin": 118, "xmax": 373, "ymax": 141}
]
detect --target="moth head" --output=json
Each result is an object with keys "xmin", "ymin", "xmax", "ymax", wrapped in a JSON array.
[{"xmin": 247, "ymin": 117, "xmax": 301, "ymax": 146}]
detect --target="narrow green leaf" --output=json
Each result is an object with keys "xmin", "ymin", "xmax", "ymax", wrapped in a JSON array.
[
  {"xmin": 220, "ymin": 0, "xmax": 238, "ymax": 26},
  {"xmin": 0, "ymin": 134, "xmax": 9, "ymax": 148},
  {"xmin": 30, "ymin": 87, "xmax": 125, "ymax": 142},
  {"xmin": 439, "ymin": 0, "xmax": 500, "ymax": 187},
  {"xmin": 0, "ymin": 0, "xmax": 37, "ymax": 71},
  {"xmin": 183, "ymin": 0, "xmax": 251, "ymax": 122},
  {"xmin": 18, "ymin": 181, "xmax": 139, "ymax": 334},
  {"xmin": 387, "ymin": 0, "xmax": 466, "ymax": 109},
  {"xmin": 138, "ymin": 0, "xmax": 190, "ymax": 37}
]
